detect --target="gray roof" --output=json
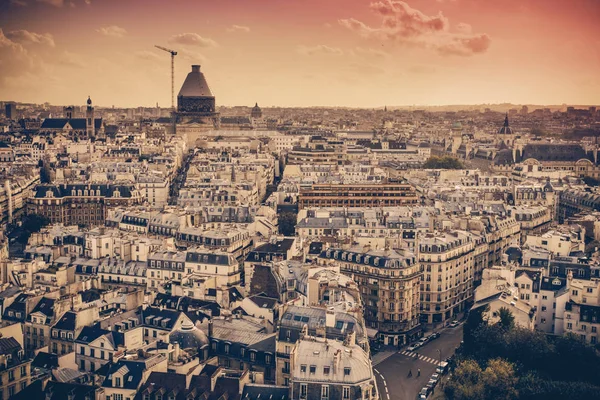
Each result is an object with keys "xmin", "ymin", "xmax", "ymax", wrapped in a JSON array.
[{"xmin": 178, "ymin": 65, "xmax": 213, "ymax": 97}]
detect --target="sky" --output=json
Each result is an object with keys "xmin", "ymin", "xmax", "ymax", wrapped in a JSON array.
[{"xmin": 1, "ymin": 0, "xmax": 599, "ymax": 108}]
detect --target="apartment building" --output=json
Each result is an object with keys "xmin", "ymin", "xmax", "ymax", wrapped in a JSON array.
[
  {"xmin": 289, "ymin": 335, "xmax": 378, "ymax": 400},
  {"xmin": 299, "ymin": 181, "xmax": 418, "ymax": 209},
  {"xmin": 0, "ymin": 338, "xmax": 31, "ymax": 400},
  {"xmin": 418, "ymin": 231, "xmax": 475, "ymax": 325},
  {"xmin": 319, "ymin": 247, "xmax": 422, "ymax": 346}
]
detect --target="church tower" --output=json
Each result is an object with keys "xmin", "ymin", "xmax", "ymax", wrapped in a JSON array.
[{"xmin": 86, "ymin": 96, "xmax": 95, "ymax": 138}]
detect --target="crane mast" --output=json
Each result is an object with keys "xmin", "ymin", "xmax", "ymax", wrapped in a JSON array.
[{"xmin": 155, "ymin": 45, "xmax": 178, "ymax": 110}]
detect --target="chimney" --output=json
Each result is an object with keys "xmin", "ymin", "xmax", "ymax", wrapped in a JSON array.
[
  {"xmin": 326, "ymin": 307, "xmax": 335, "ymax": 328},
  {"xmin": 208, "ymin": 319, "xmax": 213, "ymax": 338},
  {"xmin": 192, "ymin": 65, "xmax": 201, "ymax": 73},
  {"xmin": 174, "ymin": 342, "xmax": 180, "ymax": 360}
]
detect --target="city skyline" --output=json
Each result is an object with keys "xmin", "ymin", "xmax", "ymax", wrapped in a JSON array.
[{"xmin": 1, "ymin": 0, "xmax": 600, "ymax": 108}]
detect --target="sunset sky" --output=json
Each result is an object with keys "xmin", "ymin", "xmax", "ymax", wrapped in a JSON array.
[{"xmin": 1, "ymin": 0, "xmax": 599, "ymax": 108}]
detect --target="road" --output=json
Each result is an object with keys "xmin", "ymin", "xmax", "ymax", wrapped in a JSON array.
[{"xmin": 374, "ymin": 324, "xmax": 463, "ymax": 400}]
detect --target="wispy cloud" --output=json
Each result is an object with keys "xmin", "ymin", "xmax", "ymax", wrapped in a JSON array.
[
  {"xmin": 339, "ymin": 0, "xmax": 490, "ymax": 57},
  {"xmin": 297, "ymin": 44, "xmax": 344, "ymax": 56},
  {"xmin": 37, "ymin": 0, "xmax": 64, "ymax": 6},
  {"xmin": 58, "ymin": 50, "xmax": 87, "ymax": 68},
  {"xmin": 169, "ymin": 33, "xmax": 218, "ymax": 48},
  {"xmin": 134, "ymin": 50, "xmax": 162, "ymax": 62},
  {"xmin": 227, "ymin": 25, "xmax": 250, "ymax": 33},
  {"xmin": 6, "ymin": 30, "xmax": 55, "ymax": 47},
  {"xmin": 97, "ymin": 25, "xmax": 127, "ymax": 38},
  {"xmin": 10, "ymin": 0, "xmax": 28, "ymax": 6}
]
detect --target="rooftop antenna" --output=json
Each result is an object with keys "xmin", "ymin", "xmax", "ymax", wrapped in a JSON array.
[{"xmin": 155, "ymin": 45, "xmax": 178, "ymax": 109}]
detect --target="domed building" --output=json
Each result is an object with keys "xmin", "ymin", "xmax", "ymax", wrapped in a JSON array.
[
  {"xmin": 497, "ymin": 113, "xmax": 513, "ymax": 135},
  {"xmin": 169, "ymin": 320, "xmax": 209, "ymax": 357},
  {"xmin": 250, "ymin": 102, "xmax": 262, "ymax": 119},
  {"xmin": 174, "ymin": 65, "xmax": 220, "ymax": 146}
]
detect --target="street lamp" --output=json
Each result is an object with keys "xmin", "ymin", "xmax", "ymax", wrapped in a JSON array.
[{"xmin": 436, "ymin": 349, "xmax": 442, "ymax": 368}]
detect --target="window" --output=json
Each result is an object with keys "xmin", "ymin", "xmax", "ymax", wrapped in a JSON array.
[
  {"xmin": 265, "ymin": 354, "xmax": 271, "ymax": 364},
  {"xmin": 324, "ymin": 366, "xmax": 330, "ymax": 375},
  {"xmin": 567, "ymin": 323, "xmax": 573, "ymax": 329},
  {"xmin": 300, "ymin": 364, "xmax": 307, "ymax": 373},
  {"xmin": 90, "ymin": 349, "xmax": 95, "ymax": 357},
  {"xmin": 300, "ymin": 383, "xmax": 308, "ymax": 399},
  {"xmin": 309, "ymin": 365, "xmax": 316, "ymax": 374},
  {"xmin": 8, "ymin": 370, "xmax": 14, "ymax": 381},
  {"xmin": 80, "ymin": 347, "xmax": 85, "ymax": 355},
  {"xmin": 321, "ymin": 385, "xmax": 329, "ymax": 399},
  {"xmin": 20, "ymin": 366, "xmax": 26, "ymax": 377},
  {"xmin": 81, "ymin": 360, "xmax": 85, "ymax": 370},
  {"xmin": 115, "ymin": 377, "xmax": 121, "ymax": 387},
  {"xmin": 344, "ymin": 367, "xmax": 351, "ymax": 376},
  {"xmin": 343, "ymin": 387, "xmax": 351, "ymax": 399},
  {"xmin": 250, "ymin": 352, "xmax": 256, "ymax": 362},
  {"xmin": 115, "ymin": 395, "xmax": 123, "ymax": 400},
  {"xmin": 587, "ymin": 288, "xmax": 594, "ymax": 293}
]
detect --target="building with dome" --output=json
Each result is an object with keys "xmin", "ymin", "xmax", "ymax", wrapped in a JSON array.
[
  {"xmin": 250, "ymin": 103, "xmax": 262, "ymax": 119},
  {"xmin": 497, "ymin": 113, "xmax": 514, "ymax": 135},
  {"xmin": 174, "ymin": 65, "xmax": 220, "ymax": 146},
  {"xmin": 169, "ymin": 319, "xmax": 209, "ymax": 359}
]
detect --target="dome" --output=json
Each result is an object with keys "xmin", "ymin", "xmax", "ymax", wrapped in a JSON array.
[
  {"xmin": 497, "ymin": 114, "xmax": 513, "ymax": 134},
  {"xmin": 251, "ymin": 102, "xmax": 262, "ymax": 118},
  {"xmin": 169, "ymin": 320, "xmax": 209, "ymax": 349},
  {"xmin": 87, "ymin": 97, "xmax": 92, "ymax": 105},
  {"xmin": 452, "ymin": 121, "xmax": 462, "ymax": 130}
]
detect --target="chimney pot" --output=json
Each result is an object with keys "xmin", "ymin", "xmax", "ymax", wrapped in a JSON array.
[{"xmin": 192, "ymin": 65, "xmax": 201, "ymax": 73}]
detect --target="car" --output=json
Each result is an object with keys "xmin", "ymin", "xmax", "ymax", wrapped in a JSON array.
[
  {"xmin": 419, "ymin": 387, "xmax": 430, "ymax": 399},
  {"xmin": 449, "ymin": 320, "xmax": 460, "ymax": 327},
  {"xmin": 427, "ymin": 379, "xmax": 437, "ymax": 388},
  {"xmin": 430, "ymin": 332, "xmax": 441, "ymax": 340},
  {"xmin": 431, "ymin": 373, "xmax": 440, "ymax": 383},
  {"xmin": 418, "ymin": 337, "xmax": 429, "ymax": 345},
  {"xmin": 407, "ymin": 343, "xmax": 420, "ymax": 352},
  {"xmin": 436, "ymin": 361, "xmax": 449, "ymax": 374}
]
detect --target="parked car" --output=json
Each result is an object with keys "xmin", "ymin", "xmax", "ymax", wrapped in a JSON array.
[
  {"xmin": 419, "ymin": 387, "xmax": 430, "ymax": 399},
  {"xmin": 449, "ymin": 320, "xmax": 460, "ymax": 327},
  {"xmin": 436, "ymin": 361, "xmax": 449, "ymax": 374},
  {"xmin": 418, "ymin": 336, "xmax": 429, "ymax": 346},
  {"xmin": 430, "ymin": 373, "xmax": 440, "ymax": 384},
  {"xmin": 430, "ymin": 332, "xmax": 441, "ymax": 340},
  {"xmin": 427, "ymin": 379, "xmax": 437, "ymax": 389},
  {"xmin": 407, "ymin": 343, "xmax": 421, "ymax": 352}
]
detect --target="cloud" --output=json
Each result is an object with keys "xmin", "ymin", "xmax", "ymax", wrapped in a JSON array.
[
  {"xmin": 227, "ymin": 25, "xmax": 250, "ymax": 33},
  {"xmin": 6, "ymin": 30, "xmax": 55, "ymax": 47},
  {"xmin": 134, "ymin": 50, "xmax": 162, "ymax": 62},
  {"xmin": 178, "ymin": 48, "xmax": 208, "ymax": 64},
  {"xmin": 10, "ymin": 0, "xmax": 28, "ymax": 6},
  {"xmin": 97, "ymin": 25, "xmax": 127, "ymax": 38},
  {"xmin": 339, "ymin": 0, "xmax": 490, "ymax": 56},
  {"xmin": 456, "ymin": 22, "xmax": 472, "ymax": 34},
  {"xmin": 353, "ymin": 47, "xmax": 389, "ymax": 58},
  {"xmin": 58, "ymin": 51, "xmax": 86, "ymax": 68},
  {"xmin": 169, "ymin": 33, "xmax": 218, "ymax": 48},
  {"xmin": 37, "ymin": 0, "xmax": 64, "ymax": 6},
  {"xmin": 297, "ymin": 45, "xmax": 344, "ymax": 56}
]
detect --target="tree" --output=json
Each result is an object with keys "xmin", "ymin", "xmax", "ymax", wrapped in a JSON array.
[
  {"xmin": 423, "ymin": 156, "xmax": 464, "ymax": 169},
  {"xmin": 278, "ymin": 212, "xmax": 297, "ymax": 236},
  {"xmin": 481, "ymin": 359, "xmax": 519, "ymax": 400},
  {"xmin": 497, "ymin": 307, "xmax": 515, "ymax": 331},
  {"xmin": 445, "ymin": 360, "xmax": 485, "ymax": 400}
]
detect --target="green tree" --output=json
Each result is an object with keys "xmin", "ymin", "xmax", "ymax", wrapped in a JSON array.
[
  {"xmin": 481, "ymin": 359, "xmax": 519, "ymax": 400},
  {"xmin": 497, "ymin": 307, "xmax": 515, "ymax": 331},
  {"xmin": 423, "ymin": 156, "xmax": 464, "ymax": 169},
  {"xmin": 445, "ymin": 359, "xmax": 485, "ymax": 400}
]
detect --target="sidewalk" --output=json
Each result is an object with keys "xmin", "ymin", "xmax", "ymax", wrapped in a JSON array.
[{"xmin": 372, "ymin": 346, "xmax": 399, "ymax": 366}]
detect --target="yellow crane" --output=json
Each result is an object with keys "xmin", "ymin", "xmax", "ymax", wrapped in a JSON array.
[{"xmin": 155, "ymin": 45, "xmax": 178, "ymax": 109}]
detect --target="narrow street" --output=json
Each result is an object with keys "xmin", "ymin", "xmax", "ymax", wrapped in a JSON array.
[{"xmin": 374, "ymin": 324, "xmax": 464, "ymax": 400}]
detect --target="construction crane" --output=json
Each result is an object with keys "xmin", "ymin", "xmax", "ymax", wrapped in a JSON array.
[{"xmin": 155, "ymin": 45, "xmax": 178, "ymax": 109}]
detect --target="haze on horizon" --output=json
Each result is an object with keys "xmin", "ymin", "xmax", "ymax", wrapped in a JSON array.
[{"xmin": 1, "ymin": 0, "xmax": 599, "ymax": 108}]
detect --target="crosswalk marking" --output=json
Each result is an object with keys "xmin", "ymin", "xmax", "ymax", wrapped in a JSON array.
[{"xmin": 399, "ymin": 350, "xmax": 439, "ymax": 365}]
